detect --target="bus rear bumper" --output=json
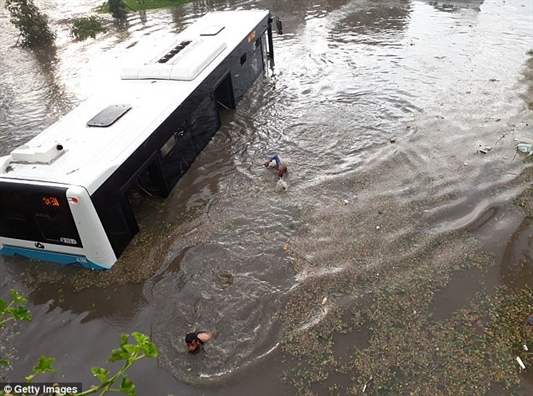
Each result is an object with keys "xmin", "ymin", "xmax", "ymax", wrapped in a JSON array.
[{"xmin": 0, "ymin": 245, "xmax": 112, "ymax": 270}]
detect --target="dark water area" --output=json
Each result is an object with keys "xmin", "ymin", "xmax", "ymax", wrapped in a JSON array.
[{"xmin": 1, "ymin": 0, "xmax": 533, "ymax": 394}]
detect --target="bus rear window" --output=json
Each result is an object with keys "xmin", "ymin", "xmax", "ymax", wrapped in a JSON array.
[{"xmin": 0, "ymin": 183, "xmax": 82, "ymax": 247}]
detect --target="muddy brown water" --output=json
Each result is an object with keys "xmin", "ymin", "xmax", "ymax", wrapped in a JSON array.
[{"xmin": 0, "ymin": 0, "xmax": 532, "ymax": 394}]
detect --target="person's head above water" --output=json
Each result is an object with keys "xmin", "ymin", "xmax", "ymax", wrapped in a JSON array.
[
  {"xmin": 185, "ymin": 331, "xmax": 213, "ymax": 353},
  {"xmin": 185, "ymin": 333, "xmax": 201, "ymax": 352}
]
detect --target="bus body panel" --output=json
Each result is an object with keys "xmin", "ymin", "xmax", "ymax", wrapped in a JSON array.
[
  {"xmin": 0, "ymin": 244, "xmax": 112, "ymax": 270},
  {"xmin": 66, "ymin": 185, "xmax": 117, "ymax": 268}
]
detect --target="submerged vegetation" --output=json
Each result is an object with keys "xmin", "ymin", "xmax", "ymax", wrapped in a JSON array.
[
  {"xmin": 71, "ymin": 16, "xmax": 107, "ymax": 41},
  {"xmin": 98, "ymin": 0, "xmax": 191, "ymax": 15},
  {"xmin": 280, "ymin": 271, "xmax": 533, "ymax": 394},
  {"xmin": 279, "ymin": 115, "xmax": 533, "ymax": 394},
  {"xmin": 281, "ymin": 222, "xmax": 533, "ymax": 394},
  {"xmin": 5, "ymin": 0, "xmax": 195, "ymax": 47},
  {"xmin": 121, "ymin": 0, "xmax": 190, "ymax": 12},
  {"xmin": 107, "ymin": 0, "xmax": 127, "ymax": 18},
  {"xmin": 5, "ymin": 0, "xmax": 55, "ymax": 47}
]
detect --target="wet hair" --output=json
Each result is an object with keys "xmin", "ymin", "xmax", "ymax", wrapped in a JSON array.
[
  {"xmin": 185, "ymin": 332, "xmax": 205, "ymax": 345},
  {"xmin": 185, "ymin": 333, "xmax": 198, "ymax": 344}
]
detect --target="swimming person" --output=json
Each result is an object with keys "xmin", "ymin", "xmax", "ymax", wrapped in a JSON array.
[
  {"xmin": 264, "ymin": 154, "xmax": 288, "ymax": 178},
  {"xmin": 185, "ymin": 331, "xmax": 213, "ymax": 353}
]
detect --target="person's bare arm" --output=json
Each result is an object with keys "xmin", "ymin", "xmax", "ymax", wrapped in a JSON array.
[{"xmin": 197, "ymin": 332, "xmax": 213, "ymax": 343}]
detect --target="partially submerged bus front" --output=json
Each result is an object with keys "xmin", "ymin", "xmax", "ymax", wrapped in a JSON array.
[{"xmin": 0, "ymin": 178, "xmax": 116, "ymax": 270}]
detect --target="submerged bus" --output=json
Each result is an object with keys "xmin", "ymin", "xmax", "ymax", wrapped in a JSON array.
[{"xmin": 0, "ymin": 10, "xmax": 276, "ymax": 270}]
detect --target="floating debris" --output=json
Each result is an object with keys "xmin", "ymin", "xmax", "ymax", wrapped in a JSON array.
[
  {"xmin": 363, "ymin": 376, "xmax": 373, "ymax": 393},
  {"xmin": 517, "ymin": 143, "xmax": 532, "ymax": 154},
  {"xmin": 478, "ymin": 145, "xmax": 492, "ymax": 154},
  {"xmin": 276, "ymin": 179, "xmax": 288, "ymax": 191}
]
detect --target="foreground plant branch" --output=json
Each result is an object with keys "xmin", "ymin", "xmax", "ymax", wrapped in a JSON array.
[{"xmin": 1, "ymin": 290, "xmax": 158, "ymax": 395}]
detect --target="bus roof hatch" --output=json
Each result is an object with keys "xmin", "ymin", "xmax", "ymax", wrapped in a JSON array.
[{"xmin": 121, "ymin": 40, "xmax": 227, "ymax": 82}]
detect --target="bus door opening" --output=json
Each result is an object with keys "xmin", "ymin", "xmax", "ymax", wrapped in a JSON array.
[{"xmin": 214, "ymin": 72, "xmax": 235, "ymax": 112}]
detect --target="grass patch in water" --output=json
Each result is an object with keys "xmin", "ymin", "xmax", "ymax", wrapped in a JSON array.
[{"xmin": 97, "ymin": 0, "xmax": 192, "ymax": 14}]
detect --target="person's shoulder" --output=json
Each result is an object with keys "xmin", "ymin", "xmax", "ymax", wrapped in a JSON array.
[{"xmin": 197, "ymin": 332, "xmax": 214, "ymax": 343}]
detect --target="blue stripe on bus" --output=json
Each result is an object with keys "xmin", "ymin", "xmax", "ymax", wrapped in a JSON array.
[{"xmin": 0, "ymin": 245, "xmax": 108, "ymax": 270}]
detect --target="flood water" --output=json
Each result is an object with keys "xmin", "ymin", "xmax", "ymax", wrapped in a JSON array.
[{"xmin": 1, "ymin": 0, "xmax": 532, "ymax": 394}]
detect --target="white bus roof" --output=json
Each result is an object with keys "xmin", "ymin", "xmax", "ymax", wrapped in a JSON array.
[{"xmin": 0, "ymin": 9, "xmax": 269, "ymax": 194}]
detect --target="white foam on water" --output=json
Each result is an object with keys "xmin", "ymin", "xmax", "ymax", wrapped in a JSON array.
[{"xmin": 276, "ymin": 179, "xmax": 288, "ymax": 191}]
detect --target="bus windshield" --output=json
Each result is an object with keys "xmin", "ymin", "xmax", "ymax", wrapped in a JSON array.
[{"xmin": 0, "ymin": 182, "xmax": 82, "ymax": 247}]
